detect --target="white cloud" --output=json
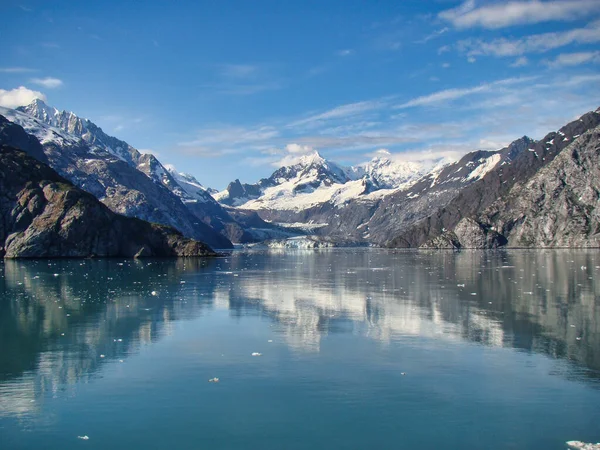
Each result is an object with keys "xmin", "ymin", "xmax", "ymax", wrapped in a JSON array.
[
  {"xmin": 440, "ymin": 0, "xmax": 600, "ymax": 29},
  {"xmin": 0, "ymin": 67, "xmax": 36, "ymax": 73},
  {"xmin": 543, "ymin": 51, "xmax": 600, "ymax": 67},
  {"xmin": 285, "ymin": 143, "xmax": 315, "ymax": 155},
  {"xmin": 457, "ymin": 20, "xmax": 600, "ymax": 57},
  {"xmin": 510, "ymin": 56, "xmax": 529, "ymax": 67},
  {"xmin": 394, "ymin": 77, "xmax": 534, "ymax": 109},
  {"xmin": 30, "ymin": 77, "xmax": 63, "ymax": 88},
  {"xmin": 0, "ymin": 86, "xmax": 46, "ymax": 108}
]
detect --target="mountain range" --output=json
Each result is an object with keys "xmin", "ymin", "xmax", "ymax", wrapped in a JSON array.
[{"xmin": 0, "ymin": 98, "xmax": 599, "ymax": 257}]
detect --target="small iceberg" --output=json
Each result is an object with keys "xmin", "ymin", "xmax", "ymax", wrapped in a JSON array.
[
  {"xmin": 77, "ymin": 435, "xmax": 90, "ymax": 440},
  {"xmin": 567, "ymin": 441, "xmax": 600, "ymax": 450},
  {"xmin": 208, "ymin": 377, "xmax": 220, "ymax": 383},
  {"xmin": 252, "ymin": 352, "xmax": 262, "ymax": 356}
]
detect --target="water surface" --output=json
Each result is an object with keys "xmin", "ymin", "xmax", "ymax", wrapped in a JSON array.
[{"xmin": 1, "ymin": 249, "xmax": 599, "ymax": 449}]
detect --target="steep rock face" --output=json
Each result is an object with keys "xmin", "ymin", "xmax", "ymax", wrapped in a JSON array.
[
  {"xmin": 420, "ymin": 218, "xmax": 506, "ymax": 249},
  {"xmin": 386, "ymin": 110, "xmax": 600, "ymax": 248},
  {"xmin": 0, "ymin": 115, "xmax": 48, "ymax": 164},
  {"xmin": 0, "ymin": 110, "xmax": 233, "ymax": 249},
  {"xmin": 482, "ymin": 125, "xmax": 600, "ymax": 247},
  {"xmin": 0, "ymin": 145, "xmax": 216, "ymax": 258},
  {"xmin": 11, "ymin": 100, "xmax": 266, "ymax": 246}
]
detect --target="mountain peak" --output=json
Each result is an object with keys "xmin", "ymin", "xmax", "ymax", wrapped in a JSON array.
[
  {"xmin": 19, "ymin": 98, "xmax": 60, "ymax": 122},
  {"xmin": 285, "ymin": 151, "xmax": 326, "ymax": 168}
]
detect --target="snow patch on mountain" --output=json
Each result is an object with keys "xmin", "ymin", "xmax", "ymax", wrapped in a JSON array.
[
  {"xmin": 466, "ymin": 154, "xmax": 502, "ymax": 181},
  {"xmin": 165, "ymin": 165, "xmax": 216, "ymax": 203}
]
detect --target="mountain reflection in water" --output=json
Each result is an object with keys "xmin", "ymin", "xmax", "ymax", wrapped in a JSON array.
[{"xmin": 0, "ymin": 249, "xmax": 599, "ymax": 450}]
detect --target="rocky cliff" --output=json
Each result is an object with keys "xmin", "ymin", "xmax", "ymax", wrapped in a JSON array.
[
  {"xmin": 406, "ymin": 109, "xmax": 600, "ymax": 249},
  {"xmin": 0, "ymin": 145, "xmax": 216, "ymax": 258},
  {"xmin": 0, "ymin": 112, "xmax": 232, "ymax": 249}
]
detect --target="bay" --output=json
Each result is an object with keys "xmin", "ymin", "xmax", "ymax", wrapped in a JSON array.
[{"xmin": 0, "ymin": 249, "xmax": 599, "ymax": 449}]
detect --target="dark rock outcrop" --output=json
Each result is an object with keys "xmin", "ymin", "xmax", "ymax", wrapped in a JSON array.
[
  {"xmin": 481, "ymin": 125, "xmax": 600, "ymax": 247},
  {"xmin": 0, "ymin": 145, "xmax": 216, "ymax": 258},
  {"xmin": 387, "ymin": 110, "xmax": 600, "ymax": 248}
]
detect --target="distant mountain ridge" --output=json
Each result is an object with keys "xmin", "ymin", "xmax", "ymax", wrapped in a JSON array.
[
  {"xmin": 4, "ymin": 97, "xmax": 599, "ymax": 250},
  {"xmin": 214, "ymin": 137, "xmax": 534, "ymax": 244},
  {"xmin": 215, "ymin": 150, "xmax": 448, "ymax": 212}
]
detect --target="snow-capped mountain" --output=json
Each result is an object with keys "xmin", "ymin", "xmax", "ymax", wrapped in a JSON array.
[
  {"xmin": 0, "ymin": 101, "xmax": 236, "ymax": 248},
  {"xmin": 165, "ymin": 165, "xmax": 218, "ymax": 202},
  {"xmin": 213, "ymin": 137, "xmax": 537, "ymax": 243},
  {"xmin": 215, "ymin": 150, "xmax": 449, "ymax": 212},
  {"xmin": 1, "ymin": 99, "xmax": 295, "ymax": 246},
  {"xmin": 18, "ymin": 99, "xmax": 139, "ymax": 166},
  {"xmin": 350, "ymin": 152, "xmax": 447, "ymax": 189}
]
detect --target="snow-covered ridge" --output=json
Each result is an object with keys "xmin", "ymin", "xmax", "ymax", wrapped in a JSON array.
[
  {"xmin": 215, "ymin": 150, "xmax": 454, "ymax": 211},
  {"xmin": 7, "ymin": 99, "xmax": 221, "ymax": 207}
]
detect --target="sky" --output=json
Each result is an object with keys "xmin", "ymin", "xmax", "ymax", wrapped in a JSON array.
[{"xmin": 0, "ymin": 0, "xmax": 599, "ymax": 189}]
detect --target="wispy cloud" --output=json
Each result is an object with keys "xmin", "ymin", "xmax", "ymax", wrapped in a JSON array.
[
  {"xmin": 336, "ymin": 49, "xmax": 354, "ymax": 56},
  {"xmin": 510, "ymin": 57, "xmax": 529, "ymax": 67},
  {"xmin": 217, "ymin": 64, "xmax": 259, "ymax": 78},
  {"xmin": 0, "ymin": 86, "xmax": 46, "ymax": 108},
  {"xmin": 543, "ymin": 51, "xmax": 600, "ymax": 67},
  {"xmin": 416, "ymin": 27, "xmax": 449, "ymax": 44},
  {"xmin": 0, "ymin": 67, "xmax": 36, "ymax": 73},
  {"xmin": 205, "ymin": 63, "xmax": 283, "ymax": 95},
  {"xmin": 394, "ymin": 77, "xmax": 535, "ymax": 109},
  {"xmin": 176, "ymin": 125, "xmax": 279, "ymax": 157},
  {"xmin": 178, "ymin": 73, "xmax": 599, "ymax": 172},
  {"xmin": 440, "ymin": 0, "xmax": 600, "ymax": 29},
  {"xmin": 457, "ymin": 20, "xmax": 600, "ymax": 57},
  {"xmin": 289, "ymin": 100, "xmax": 388, "ymax": 128},
  {"xmin": 30, "ymin": 77, "xmax": 63, "ymax": 88}
]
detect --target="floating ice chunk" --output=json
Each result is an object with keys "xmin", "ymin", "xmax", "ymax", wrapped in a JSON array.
[
  {"xmin": 268, "ymin": 340, "xmax": 273, "ymax": 343},
  {"xmin": 567, "ymin": 441, "xmax": 600, "ymax": 450},
  {"xmin": 457, "ymin": 284, "xmax": 465, "ymax": 287},
  {"xmin": 252, "ymin": 352, "xmax": 262, "ymax": 356},
  {"xmin": 77, "ymin": 436, "xmax": 90, "ymax": 440},
  {"xmin": 208, "ymin": 377, "xmax": 220, "ymax": 383},
  {"xmin": 151, "ymin": 291, "xmax": 158, "ymax": 296},
  {"xmin": 100, "ymin": 354, "xmax": 105, "ymax": 358},
  {"xmin": 53, "ymin": 273, "xmax": 59, "ymax": 277}
]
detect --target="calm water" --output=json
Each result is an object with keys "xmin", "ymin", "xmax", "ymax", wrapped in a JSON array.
[{"xmin": 1, "ymin": 249, "xmax": 599, "ymax": 450}]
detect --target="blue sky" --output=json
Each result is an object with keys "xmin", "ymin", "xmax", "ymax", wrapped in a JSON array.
[{"xmin": 1, "ymin": 0, "xmax": 599, "ymax": 189}]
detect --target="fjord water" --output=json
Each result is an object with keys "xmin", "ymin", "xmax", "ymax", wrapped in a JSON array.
[{"xmin": 1, "ymin": 250, "xmax": 599, "ymax": 450}]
